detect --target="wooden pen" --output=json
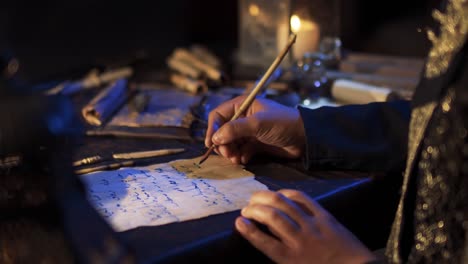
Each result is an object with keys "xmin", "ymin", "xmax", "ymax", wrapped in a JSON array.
[
  {"xmin": 73, "ymin": 148, "xmax": 186, "ymax": 167},
  {"xmin": 75, "ymin": 160, "xmax": 135, "ymax": 175}
]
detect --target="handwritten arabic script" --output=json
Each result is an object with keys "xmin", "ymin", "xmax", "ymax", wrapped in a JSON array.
[{"xmin": 79, "ymin": 160, "xmax": 268, "ymax": 232}]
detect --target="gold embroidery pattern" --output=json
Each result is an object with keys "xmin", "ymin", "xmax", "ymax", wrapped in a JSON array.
[
  {"xmin": 386, "ymin": 102, "xmax": 437, "ymax": 263},
  {"xmin": 425, "ymin": 0, "xmax": 468, "ymax": 78},
  {"xmin": 405, "ymin": 103, "xmax": 438, "ymax": 183},
  {"xmin": 410, "ymin": 87, "xmax": 466, "ymax": 262},
  {"xmin": 387, "ymin": 2, "xmax": 467, "ymax": 261}
]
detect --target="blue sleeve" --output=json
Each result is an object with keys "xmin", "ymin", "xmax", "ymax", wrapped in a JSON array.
[{"xmin": 298, "ymin": 100, "xmax": 411, "ymax": 172}]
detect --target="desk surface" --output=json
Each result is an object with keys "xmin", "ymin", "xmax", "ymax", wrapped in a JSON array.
[
  {"xmin": 1, "ymin": 57, "xmax": 410, "ymax": 263},
  {"xmin": 67, "ymin": 79, "xmax": 401, "ymax": 263},
  {"xmin": 74, "ymin": 135, "xmax": 390, "ymax": 263}
]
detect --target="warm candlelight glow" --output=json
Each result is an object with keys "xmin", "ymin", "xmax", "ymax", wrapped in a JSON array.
[
  {"xmin": 290, "ymin": 14, "xmax": 301, "ymax": 33},
  {"xmin": 249, "ymin": 4, "xmax": 260, "ymax": 17},
  {"xmin": 289, "ymin": 14, "xmax": 320, "ymax": 60}
]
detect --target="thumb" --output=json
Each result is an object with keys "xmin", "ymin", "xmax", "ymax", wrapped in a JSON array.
[{"xmin": 212, "ymin": 117, "xmax": 257, "ymax": 145}]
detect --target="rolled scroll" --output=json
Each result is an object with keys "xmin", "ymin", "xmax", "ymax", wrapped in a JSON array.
[{"xmin": 81, "ymin": 78, "xmax": 130, "ymax": 126}]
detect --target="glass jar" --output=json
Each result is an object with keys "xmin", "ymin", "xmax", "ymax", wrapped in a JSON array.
[
  {"xmin": 292, "ymin": 52, "xmax": 328, "ymax": 100},
  {"xmin": 237, "ymin": 0, "xmax": 292, "ymax": 69},
  {"xmin": 235, "ymin": 0, "xmax": 342, "ymax": 79}
]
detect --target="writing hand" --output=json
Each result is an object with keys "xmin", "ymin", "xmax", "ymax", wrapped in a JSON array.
[{"xmin": 205, "ymin": 96, "xmax": 306, "ymax": 164}]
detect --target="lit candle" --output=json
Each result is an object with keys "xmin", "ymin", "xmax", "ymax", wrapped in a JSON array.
[{"xmin": 290, "ymin": 14, "xmax": 320, "ymax": 60}]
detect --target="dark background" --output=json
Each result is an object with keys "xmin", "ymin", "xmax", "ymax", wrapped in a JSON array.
[{"xmin": 0, "ymin": 0, "xmax": 438, "ymax": 85}]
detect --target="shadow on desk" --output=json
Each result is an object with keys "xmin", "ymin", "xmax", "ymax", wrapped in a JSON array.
[{"xmin": 123, "ymin": 159, "xmax": 401, "ymax": 264}]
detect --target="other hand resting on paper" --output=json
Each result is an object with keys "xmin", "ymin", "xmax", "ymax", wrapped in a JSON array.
[
  {"xmin": 205, "ymin": 96, "xmax": 306, "ymax": 164},
  {"xmin": 235, "ymin": 189, "xmax": 376, "ymax": 264}
]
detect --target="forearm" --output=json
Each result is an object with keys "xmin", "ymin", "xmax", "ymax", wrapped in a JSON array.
[{"xmin": 299, "ymin": 100, "xmax": 410, "ymax": 172}]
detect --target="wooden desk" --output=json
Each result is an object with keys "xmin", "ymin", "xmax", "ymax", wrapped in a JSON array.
[
  {"xmin": 0, "ymin": 92, "xmax": 400, "ymax": 263},
  {"xmin": 1, "ymin": 57, "xmax": 409, "ymax": 263},
  {"xmin": 65, "ymin": 78, "xmax": 403, "ymax": 262},
  {"xmin": 74, "ymin": 135, "xmax": 397, "ymax": 263}
]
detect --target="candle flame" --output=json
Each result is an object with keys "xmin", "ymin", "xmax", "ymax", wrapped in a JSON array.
[
  {"xmin": 249, "ymin": 4, "xmax": 260, "ymax": 17},
  {"xmin": 290, "ymin": 15, "xmax": 301, "ymax": 33}
]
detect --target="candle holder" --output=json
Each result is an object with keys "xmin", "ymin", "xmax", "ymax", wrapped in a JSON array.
[
  {"xmin": 235, "ymin": 0, "xmax": 341, "ymax": 80},
  {"xmin": 290, "ymin": 0, "xmax": 341, "ymax": 63},
  {"xmin": 288, "ymin": 0, "xmax": 342, "ymax": 103}
]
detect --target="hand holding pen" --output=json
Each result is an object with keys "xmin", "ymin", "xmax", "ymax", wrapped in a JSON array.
[{"xmin": 199, "ymin": 34, "xmax": 297, "ymax": 165}]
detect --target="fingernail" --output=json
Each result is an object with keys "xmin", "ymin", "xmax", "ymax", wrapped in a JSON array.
[
  {"xmin": 236, "ymin": 217, "xmax": 251, "ymax": 232},
  {"xmin": 213, "ymin": 132, "xmax": 222, "ymax": 144},
  {"xmin": 241, "ymin": 156, "xmax": 247, "ymax": 164},
  {"xmin": 241, "ymin": 207, "xmax": 247, "ymax": 215}
]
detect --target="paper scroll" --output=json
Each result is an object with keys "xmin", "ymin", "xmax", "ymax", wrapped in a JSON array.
[
  {"xmin": 107, "ymin": 88, "xmax": 201, "ymax": 128},
  {"xmin": 79, "ymin": 155, "xmax": 267, "ymax": 232},
  {"xmin": 81, "ymin": 79, "xmax": 131, "ymax": 126},
  {"xmin": 169, "ymin": 155, "xmax": 254, "ymax": 179},
  {"xmin": 331, "ymin": 79, "xmax": 398, "ymax": 105}
]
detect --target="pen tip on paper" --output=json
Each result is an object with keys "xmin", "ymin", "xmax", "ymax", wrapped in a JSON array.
[
  {"xmin": 197, "ymin": 156, "xmax": 207, "ymax": 166},
  {"xmin": 198, "ymin": 145, "xmax": 215, "ymax": 166}
]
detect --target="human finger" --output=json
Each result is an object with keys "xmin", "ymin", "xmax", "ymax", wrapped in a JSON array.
[
  {"xmin": 205, "ymin": 96, "xmax": 249, "ymax": 147},
  {"xmin": 239, "ymin": 140, "xmax": 257, "ymax": 164},
  {"xmin": 278, "ymin": 189, "xmax": 328, "ymax": 217},
  {"xmin": 212, "ymin": 117, "xmax": 259, "ymax": 146},
  {"xmin": 205, "ymin": 110, "xmax": 227, "ymax": 147},
  {"xmin": 235, "ymin": 216, "xmax": 288, "ymax": 263},
  {"xmin": 241, "ymin": 204, "xmax": 300, "ymax": 244},
  {"xmin": 248, "ymin": 190, "xmax": 308, "ymax": 226},
  {"xmin": 216, "ymin": 143, "xmax": 236, "ymax": 157}
]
